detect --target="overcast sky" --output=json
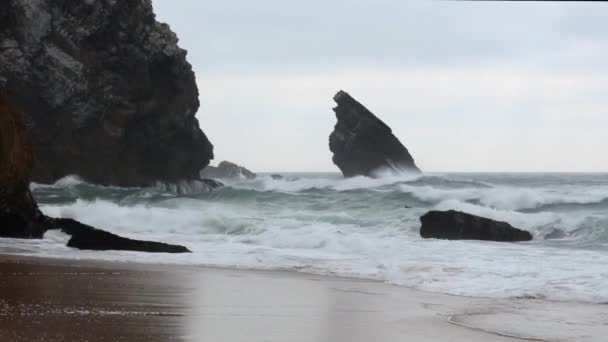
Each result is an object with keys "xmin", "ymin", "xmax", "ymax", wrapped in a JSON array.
[{"xmin": 152, "ymin": 0, "xmax": 608, "ymax": 172}]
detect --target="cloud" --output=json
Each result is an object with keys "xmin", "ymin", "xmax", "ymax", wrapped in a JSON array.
[
  {"xmin": 198, "ymin": 65, "xmax": 608, "ymax": 172},
  {"xmin": 153, "ymin": 0, "xmax": 608, "ymax": 172}
]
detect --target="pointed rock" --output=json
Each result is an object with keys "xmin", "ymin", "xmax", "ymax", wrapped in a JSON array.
[{"xmin": 329, "ymin": 91, "xmax": 420, "ymax": 177}]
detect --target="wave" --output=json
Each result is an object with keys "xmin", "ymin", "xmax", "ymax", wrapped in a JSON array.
[
  {"xmin": 19, "ymin": 171, "xmax": 608, "ymax": 304},
  {"xmin": 30, "ymin": 175, "xmax": 86, "ymax": 190},
  {"xmin": 399, "ymin": 183, "xmax": 608, "ymax": 212},
  {"xmin": 29, "ymin": 196, "xmax": 608, "ymax": 303}
]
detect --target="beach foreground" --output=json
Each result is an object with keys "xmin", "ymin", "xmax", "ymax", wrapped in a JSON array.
[{"xmin": 0, "ymin": 255, "xmax": 605, "ymax": 342}]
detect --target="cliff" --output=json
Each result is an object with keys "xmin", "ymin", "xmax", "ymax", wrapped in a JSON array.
[
  {"xmin": 0, "ymin": 91, "xmax": 50, "ymax": 238},
  {"xmin": 329, "ymin": 91, "xmax": 420, "ymax": 177},
  {"xmin": 0, "ymin": 90, "xmax": 190, "ymax": 252},
  {"xmin": 0, "ymin": 0, "xmax": 213, "ymax": 186}
]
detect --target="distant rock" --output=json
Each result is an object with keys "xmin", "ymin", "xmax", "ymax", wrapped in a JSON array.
[
  {"xmin": 153, "ymin": 178, "xmax": 224, "ymax": 194},
  {"xmin": 420, "ymin": 210, "xmax": 533, "ymax": 242},
  {"xmin": 329, "ymin": 90, "xmax": 420, "ymax": 177},
  {"xmin": 270, "ymin": 174, "xmax": 284, "ymax": 180},
  {"xmin": 54, "ymin": 218, "xmax": 190, "ymax": 253},
  {"xmin": 0, "ymin": 91, "xmax": 48, "ymax": 238},
  {"xmin": 201, "ymin": 161, "xmax": 256, "ymax": 180},
  {"xmin": 200, "ymin": 178, "xmax": 225, "ymax": 189},
  {"xmin": 0, "ymin": 0, "xmax": 213, "ymax": 187}
]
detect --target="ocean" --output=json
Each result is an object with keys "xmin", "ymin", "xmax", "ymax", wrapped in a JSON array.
[{"xmin": 6, "ymin": 172, "xmax": 608, "ymax": 303}]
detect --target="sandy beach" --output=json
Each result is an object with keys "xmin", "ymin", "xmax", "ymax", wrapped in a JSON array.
[{"xmin": 0, "ymin": 255, "xmax": 604, "ymax": 342}]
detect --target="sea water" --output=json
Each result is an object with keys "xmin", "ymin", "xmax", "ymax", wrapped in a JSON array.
[{"xmin": 4, "ymin": 172, "xmax": 608, "ymax": 303}]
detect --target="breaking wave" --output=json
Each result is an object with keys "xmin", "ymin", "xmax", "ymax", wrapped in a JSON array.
[{"xmin": 7, "ymin": 172, "xmax": 607, "ymax": 303}]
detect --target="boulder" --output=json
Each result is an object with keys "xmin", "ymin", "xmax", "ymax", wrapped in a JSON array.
[
  {"xmin": 53, "ymin": 218, "xmax": 190, "ymax": 253},
  {"xmin": 0, "ymin": 0, "xmax": 213, "ymax": 187},
  {"xmin": 420, "ymin": 210, "xmax": 533, "ymax": 242},
  {"xmin": 329, "ymin": 90, "xmax": 420, "ymax": 177},
  {"xmin": 0, "ymin": 91, "xmax": 48, "ymax": 238},
  {"xmin": 201, "ymin": 161, "xmax": 256, "ymax": 179}
]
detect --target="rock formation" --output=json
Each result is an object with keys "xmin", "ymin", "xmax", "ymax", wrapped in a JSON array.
[
  {"xmin": 0, "ymin": 90, "xmax": 190, "ymax": 253},
  {"xmin": 0, "ymin": 91, "xmax": 48, "ymax": 238},
  {"xmin": 55, "ymin": 218, "xmax": 190, "ymax": 253},
  {"xmin": 419, "ymin": 210, "xmax": 533, "ymax": 242},
  {"xmin": 329, "ymin": 91, "xmax": 420, "ymax": 177},
  {"xmin": 201, "ymin": 161, "xmax": 256, "ymax": 179},
  {"xmin": 0, "ymin": 0, "xmax": 213, "ymax": 187}
]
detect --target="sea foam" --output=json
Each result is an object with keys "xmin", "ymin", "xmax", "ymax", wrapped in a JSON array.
[{"xmin": 6, "ymin": 172, "xmax": 606, "ymax": 303}]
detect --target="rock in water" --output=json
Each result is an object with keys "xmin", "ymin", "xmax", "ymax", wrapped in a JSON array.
[
  {"xmin": 0, "ymin": 91, "xmax": 48, "ymax": 238},
  {"xmin": 329, "ymin": 91, "xmax": 420, "ymax": 177},
  {"xmin": 54, "ymin": 218, "xmax": 190, "ymax": 253},
  {"xmin": 0, "ymin": 0, "xmax": 213, "ymax": 187},
  {"xmin": 420, "ymin": 210, "xmax": 533, "ymax": 242},
  {"xmin": 201, "ymin": 161, "xmax": 256, "ymax": 179}
]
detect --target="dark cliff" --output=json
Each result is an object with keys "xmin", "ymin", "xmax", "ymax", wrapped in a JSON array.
[
  {"xmin": 329, "ymin": 91, "xmax": 420, "ymax": 177},
  {"xmin": 0, "ymin": 91, "xmax": 50, "ymax": 238},
  {"xmin": 0, "ymin": 0, "xmax": 213, "ymax": 186},
  {"xmin": 0, "ymin": 90, "xmax": 190, "ymax": 252}
]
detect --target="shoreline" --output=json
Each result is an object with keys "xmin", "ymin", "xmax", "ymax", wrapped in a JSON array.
[{"xmin": 0, "ymin": 254, "xmax": 606, "ymax": 341}]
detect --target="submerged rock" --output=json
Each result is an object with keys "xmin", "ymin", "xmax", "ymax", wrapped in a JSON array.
[
  {"xmin": 201, "ymin": 161, "xmax": 256, "ymax": 179},
  {"xmin": 420, "ymin": 210, "xmax": 533, "ymax": 242},
  {"xmin": 53, "ymin": 218, "xmax": 190, "ymax": 253},
  {"xmin": 0, "ymin": 0, "xmax": 213, "ymax": 187},
  {"xmin": 0, "ymin": 91, "xmax": 48, "ymax": 238},
  {"xmin": 329, "ymin": 90, "xmax": 420, "ymax": 177}
]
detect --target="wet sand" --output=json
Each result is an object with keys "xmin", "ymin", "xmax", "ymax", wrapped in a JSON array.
[{"xmin": 0, "ymin": 255, "xmax": 605, "ymax": 342}]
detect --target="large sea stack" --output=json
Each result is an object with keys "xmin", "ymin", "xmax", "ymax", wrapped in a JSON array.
[
  {"xmin": 329, "ymin": 91, "xmax": 420, "ymax": 177},
  {"xmin": 0, "ymin": 0, "xmax": 213, "ymax": 187}
]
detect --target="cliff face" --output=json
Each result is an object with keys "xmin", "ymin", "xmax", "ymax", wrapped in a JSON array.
[
  {"xmin": 0, "ymin": 90, "xmax": 191, "ymax": 251},
  {"xmin": 0, "ymin": 91, "xmax": 47, "ymax": 238},
  {"xmin": 329, "ymin": 91, "xmax": 420, "ymax": 177},
  {"xmin": 0, "ymin": 0, "xmax": 213, "ymax": 186}
]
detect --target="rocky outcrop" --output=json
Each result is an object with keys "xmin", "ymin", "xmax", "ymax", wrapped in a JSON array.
[
  {"xmin": 0, "ymin": 91, "xmax": 48, "ymax": 238},
  {"xmin": 0, "ymin": 90, "xmax": 190, "ymax": 252},
  {"xmin": 0, "ymin": 0, "xmax": 213, "ymax": 187},
  {"xmin": 54, "ymin": 218, "xmax": 190, "ymax": 253},
  {"xmin": 329, "ymin": 91, "xmax": 420, "ymax": 177},
  {"xmin": 420, "ymin": 210, "xmax": 533, "ymax": 242},
  {"xmin": 201, "ymin": 161, "xmax": 256, "ymax": 180}
]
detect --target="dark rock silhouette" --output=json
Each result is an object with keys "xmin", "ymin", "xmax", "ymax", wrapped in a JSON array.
[
  {"xmin": 53, "ymin": 218, "xmax": 190, "ymax": 253},
  {"xmin": 420, "ymin": 210, "xmax": 533, "ymax": 242},
  {"xmin": 201, "ymin": 161, "xmax": 256, "ymax": 179},
  {"xmin": 329, "ymin": 91, "xmax": 420, "ymax": 177},
  {"xmin": 0, "ymin": 0, "xmax": 213, "ymax": 187},
  {"xmin": 0, "ymin": 91, "xmax": 48, "ymax": 238},
  {"xmin": 0, "ymin": 90, "xmax": 190, "ymax": 253}
]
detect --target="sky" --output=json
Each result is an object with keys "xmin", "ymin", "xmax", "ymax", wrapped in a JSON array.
[{"xmin": 152, "ymin": 0, "xmax": 608, "ymax": 172}]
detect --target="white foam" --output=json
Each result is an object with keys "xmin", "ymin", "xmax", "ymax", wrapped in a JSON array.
[
  {"xmin": 30, "ymin": 175, "xmax": 85, "ymax": 190},
  {"xmin": 226, "ymin": 173, "xmax": 422, "ymax": 193},
  {"xmin": 11, "ymin": 173, "xmax": 608, "ymax": 304},
  {"xmin": 23, "ymin": 194, "xmax": 607, "ymax": 303},
  {"xmin": 399, "ymin": 183, "xmax": 608, "ymax": 210}
]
